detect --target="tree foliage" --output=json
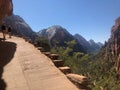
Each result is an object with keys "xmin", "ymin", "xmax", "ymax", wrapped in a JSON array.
[
  {"xmin": 50, "ymin": 40, "xmax": 120, "ymax": 90},
  {"xmin": 34, "ymin": 36, "xmax": 50, "ymax": 51}
]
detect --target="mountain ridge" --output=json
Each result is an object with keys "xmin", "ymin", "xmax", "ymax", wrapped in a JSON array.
[
  {"xmin": 38, "ymin": 25, "xmax": 103, "ymax": 53},
  {"xmin": 3, "ymin": 14, "xmax": 37, "ymax": 40}
]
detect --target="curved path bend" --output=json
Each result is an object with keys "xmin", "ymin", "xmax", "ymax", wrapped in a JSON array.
[{"xmin": 0, "ymin": 33, "xmax": 79, "ymax": 90}]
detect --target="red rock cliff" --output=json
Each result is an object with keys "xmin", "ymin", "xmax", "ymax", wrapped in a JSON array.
[
  {"xmin": 0, "ymin": 0, "xmax": 13, "ymax": 24},
  {"xmin": 110, "ymin": 17, "xmax": 120, "ymax": 56},
  {"xmin": 107, "ymin": 17, "xmax": 120, "ymax": 75}
]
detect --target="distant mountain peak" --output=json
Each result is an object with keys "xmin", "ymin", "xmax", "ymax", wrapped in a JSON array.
[
  {"xmin": 38, "ymin": 25, "xmax": 72, "ymax": 40},
  {"xmin": 47, "ymin": 25, "xmax": 70, "ymax": 35},
  {"xmin": 89, "ymin": 39, "xmax": 95, "ymax": 45}
]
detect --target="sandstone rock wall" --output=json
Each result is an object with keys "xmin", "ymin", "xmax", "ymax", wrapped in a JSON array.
[
  {"xmin": 110, "ymin": 17, "xmax": 120, "ymax": 56},
  {"xmin": 0, "ymin": 0, "xmax": 13, "ymax": 24},
  {"xmin": 107, "ymin": 17, "xmax": 120, "ymax": 75}
]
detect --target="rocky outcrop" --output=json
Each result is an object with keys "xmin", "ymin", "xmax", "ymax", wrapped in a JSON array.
[
  {"xmin": 0, "ymin": 0, "xmax": 13, "ymax": 24},
  {"xmin": 109, "ymin": 17, "xmax": 120, "ymax": 56},
  {"xmin": 106, "ymin": 17, "xmax": 120, "ymax": 75},
  {"xmin": 0, "ymin": 0, "xmax": 36, "ymax": 40},
  {"xmin": 3, "ymin": 14, "xmax": 37, "ymax": 40}
]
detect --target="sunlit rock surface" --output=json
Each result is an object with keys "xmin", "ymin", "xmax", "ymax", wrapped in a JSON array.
[
  {"xmin": 0, "ymin": 0, "xmax": 13, "ymax": 24},
  {"xmin": 107, "ymin": 17, "xmax": 120, "ymax": 75}
]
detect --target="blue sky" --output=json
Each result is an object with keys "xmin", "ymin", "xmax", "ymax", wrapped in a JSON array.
[{"xmin": 13, "ymin": 0, "xmax": 120, "ymax": 43}]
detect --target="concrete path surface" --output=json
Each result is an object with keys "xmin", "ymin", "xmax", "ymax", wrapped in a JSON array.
[{"xmin": 0, "ymin": 33, "xmax": 79, "ymax": 90}]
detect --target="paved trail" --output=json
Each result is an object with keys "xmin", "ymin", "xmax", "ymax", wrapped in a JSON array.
[{"xmin": 0, "ymin": 33, "xmax": 79, "ymax": 90}]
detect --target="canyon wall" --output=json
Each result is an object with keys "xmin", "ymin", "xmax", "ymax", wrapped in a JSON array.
[{"xmin": 0, "ymin": 0, "xmax": 13, "ymax": 24}]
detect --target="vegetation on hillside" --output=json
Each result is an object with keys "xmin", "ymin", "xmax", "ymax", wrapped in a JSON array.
[
  {"xmin": 35, "ymin": 37, "xmax": 120, "ymax": 90},
  {"xmin": 34, "ymin": 36, "xmax": 50, "ymax": 51},
  {"xmin": 51, "ymin": 42, "xmax": 120, "ymax": 90}
]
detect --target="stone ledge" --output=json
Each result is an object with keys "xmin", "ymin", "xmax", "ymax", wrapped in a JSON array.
[
  {"xmin": 53, "ymin": 60, "xmax": 64, "ymax": 67},
  {"xmin": 50, "ymin": 54, "xmax": 59, "ymax": 60},
  {"xmin": 66, "ymin": 74, "xmax": 88, "ymax": 85},
  {"xmin": 59, "ymin": 66, "xmax": 71, "ymax": 74},
  {"xmin": 42, "ymin": 52, "xmax": 51, "ymax": 57}
]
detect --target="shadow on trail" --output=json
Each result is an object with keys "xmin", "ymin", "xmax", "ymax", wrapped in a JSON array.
[{"xmin": 0, "ymin": 38, "xmax": 16, "ymax": 90}]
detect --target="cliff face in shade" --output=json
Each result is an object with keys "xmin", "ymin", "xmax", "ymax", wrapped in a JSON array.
[
  {"xmin": 3, "ymin": 14, "xmax": 37, "ymax": 40},
  {"xmin": 106, "ymin": 17, "xmax": 120, "ymax": 75},
  {"xmin": 0, "ymin": 0, "xmax": 13, "ymax": 24}
]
